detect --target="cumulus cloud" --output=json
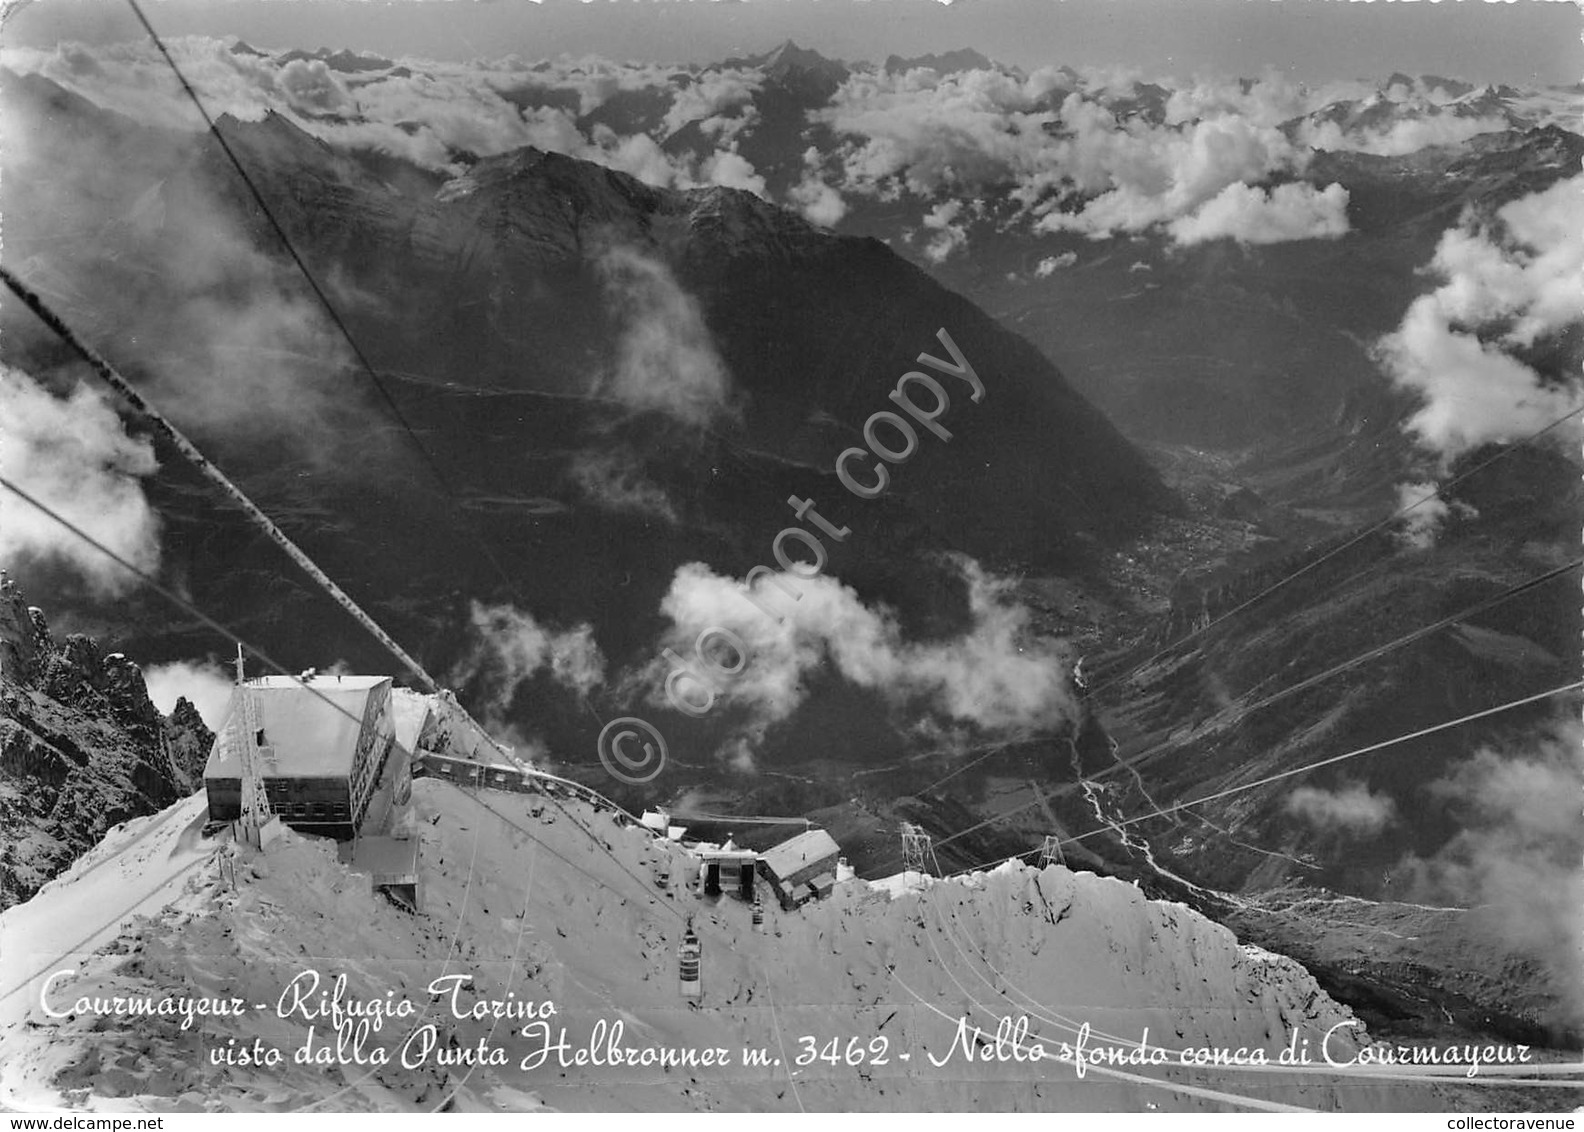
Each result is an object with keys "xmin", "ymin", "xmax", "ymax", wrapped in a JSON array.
[
  {"xmin": 1285, "ymin": 780, "xmax": 1397, "ymax": 836},
  {"xmin": 816, "ymin": 66, "xmax": 1067, "ymax": 200},
  {"xmin": 920, "ymin": 198, "xmax": 970, "ymax": 262},
  {"xmin": 1297, "ymin": 112, "xmax": 1510, "ymax": 157},
  {"xmin": 788, "ymin": 172, "xmax": 848, "ymax": 227},
  {"xmin": 1394, "ymin": 721, "xmax": 1584, "ymax": 1025},
  {"xmin": 698, "ymin": 149, "xmax": 766, "ymax": 196},
  {"xmin": 625, "ymin": 555, "xmax": 1077, "ymax": 764},
  {"xmin": 661, "ymin": 68, "xmax": 761, "ymax": 140},
  {"xmin": 1392, "ymin": 480, "xmax": 1477, "ymax": 550},
  {"xmin": 1374, "ymin": 175, "xmax": 1584, "ymax": 462},
  {"xmin": 0, "ymin": 366, "xmax": 160, "ymax": 596},
  {"xmin": 788, "ymin": 147, "xmax": 848, "ymax": 226},
  {"xmin": 1167, "ymin": 181, "xmax": 1350, "ymax": 246},
  {"xmin": 278, "ymin": 57, "xmax": 350, "ymax": 114},
  {"xmin": 1393, "ymin": 481, "xmax": 1450, "ymax": 551},
  {"xmin": 1035, "ymin": 252, "xmax": 1077, "ymax": 276},
  {"xmin": 807, "ymin": 65, "xmax": 1508, "ymax": 247},
  {"xmin": 1163, "ymin": 70, "xmax": 1334, "ymax": 130},
  {"xmin": 144, "ymin": 659, "xmax": 235, "ymax": 730},
  {"xmin": 594, "ymin": 245, "xmax": 736, "ymax": 428},
  {"xmin": 449, "ymin": 601, "xmax": 606, "ymax": 725},
  {"xmin": 1035, "ymin": 105, "xmax": 1312, "ymax": 240}
]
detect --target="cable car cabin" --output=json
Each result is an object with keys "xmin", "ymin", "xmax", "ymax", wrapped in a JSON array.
[{"xmin": 203, "ymin": 675, "xmax": 398, "ymax": 841}]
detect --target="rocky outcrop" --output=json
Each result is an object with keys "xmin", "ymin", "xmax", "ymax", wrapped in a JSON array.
[{"xmin": 0, "ymin": 575, "xmax": 212, "ymax": 910}]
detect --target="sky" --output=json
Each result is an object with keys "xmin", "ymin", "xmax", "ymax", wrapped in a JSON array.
[{"xmin": 2, "ymin": 0, "xmax": 1580, "ymax": 85}]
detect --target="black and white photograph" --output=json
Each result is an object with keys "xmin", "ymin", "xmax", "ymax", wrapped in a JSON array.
[{"xmin": 0, "ymin": 0, "xmax": 1580, "ymax": 1115}]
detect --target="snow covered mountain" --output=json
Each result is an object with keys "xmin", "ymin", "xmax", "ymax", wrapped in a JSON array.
[
  {"xmin": 1, "ymin": 34, "xmax": 1578, "ymax": 1106},
  {"xmin": 0, "ymin": 764, "xmax": 1461, "ymax": 1112},
  {"xmin": 0, "ymin": 579, "xmax": 212, "ymax": 913}
]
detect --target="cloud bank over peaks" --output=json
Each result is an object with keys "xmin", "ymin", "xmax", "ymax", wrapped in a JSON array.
[
  {"xmin": 6, "ymin": 40, "xmax": 1553, "ymax": 259},
  {"xmin": 1, "ymin": 38, "xmax": 772, "ymax": 197},
  {"xmin": 810, "ymin": 66, "xmax": 1359, "ymax": 248}
]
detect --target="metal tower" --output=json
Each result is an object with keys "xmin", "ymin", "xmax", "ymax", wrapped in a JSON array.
[
  {"xmin": 1037, "ymin": 835, "xmax": 1066, "ymax": 870},
  {"xmin": 232, "ymin": 646, "xmax": 273, "ymax": 843},
  {"xmin": 900, "ymin": 822, "xmax": 938, "ymax": 877}
]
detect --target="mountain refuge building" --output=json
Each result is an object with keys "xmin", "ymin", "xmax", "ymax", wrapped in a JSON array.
[
  {"xmin": 203, "ymin": 674, "xmax": 399, "ymax": 840},
  {"xmin": 758, "ymin": 828, "xmax": 842, "ymax": 909}
]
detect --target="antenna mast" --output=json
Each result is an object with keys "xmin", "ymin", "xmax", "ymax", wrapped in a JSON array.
[{"xmin": 233, "ymin": 646, "xmax": 273, "ymax": 843}]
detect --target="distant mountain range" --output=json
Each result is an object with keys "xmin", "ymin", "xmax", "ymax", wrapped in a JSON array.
[{"xmin": 1, "ymin": 41, "xmax": 1579, "ymax": 1048}]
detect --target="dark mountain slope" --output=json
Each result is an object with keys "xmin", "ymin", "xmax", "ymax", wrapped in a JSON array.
[
  {"xmin": 1, "ymin": 72, "xmax": 1174, "ymax": 789},
  {"xmin": 0, "ymin": 578, "xmax": 213, "ymax": 911}
]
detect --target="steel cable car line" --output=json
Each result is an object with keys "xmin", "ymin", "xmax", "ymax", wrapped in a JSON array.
[
  {"xmin": 1084, "ymin": 404, "xmax": 1584, "ymax": 704},
  {"xmin": 0, "ymin": 288, "xmax": 762, "ymax": 1092},
  {"xmin": 864, "ymin": 551, "xmax": 1584, "ymax": 876},
  {"xmin": 10, "ymin": 474, "xmax": 1569, "ymax": 1109},
  {"xmin": 118, "ymin": 0, "xmax": 525, "ymax": 609},
  {"xmin": 930, "ymin": 676, "xmax": 1584, "ymax": 869},
  {"xmin": 1075, "ymin": 554, "xmax": 1583, "ymax": 800},
  {"xmin": 0, "ymin": 477, "xmax": 748, "ymax": 1095},
  {"xmin": 0, "ymin": 265, "xmax": 440, "ymax": 695}
]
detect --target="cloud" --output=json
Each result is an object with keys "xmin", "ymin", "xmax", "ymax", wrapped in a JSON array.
[
  {"xmin": 661, "ymin": 67, "xmax": 761, "ymax": 140},
  {"xmin": 1035, "ymin": 106, "xmax": 1312, "ymax": 240},
  {"xmin": 1297, "ymin": 112, "xmax": 1510, "ymax": 157},
  {"xmin": 806, "ymin": 66, "xmax": 1493, "ymax": 247},
  {"xmin": 1035, "ymin": 252, "xmax": 1076, "ymax": 276},
  {"xmin": 788, "ymin": 171, "xmax": 848, "ymax": 227},
  {"xmin": 1, "ymin": 39, "xmax": 725, "ymax": 189},
  {"xmin": 1166, "ymin": 181, "xmax": 1349, "ymax": 246},
  {"xmin": 817, "ymin": 66, "xmax": 1066, "ymax": 200},
  {"xmin": 143, "ymin": 659, "xmax": 235, "ymax": 730},
  {"xmin": 1285, "ymin": 780, "xmax": 1397, "ymax": 836},
  {"xmin": 698, "ymin": 149, "xmax": 766, "ymax": 196},
  {"xmin": 567, "ymin": 449, "xmax": 678, "ymax": 523},
  {"xmin": 0, "ymin": 366, "xmax": 161, "ymax": 596},
  {"xmin": 1393, "ymin": 481, "xmax": 1450, "ymax": 551},
  {"xmin": 449, "ymin": 600, "xmax": 606, "ymax": 725},
  {"xmin": 920, "ymin": 198, "xmax": 969, "ymax": 263},
  {"xmin": 626, "ymin": 555, "xmax": 1077, "ymax": 763},
  {"xmin": 1393, "ymin": 720, "xmax": 1584, "ymax": 1026},
  {"xmin": 1164, "ymin": 70, "xmax": 1336, "ymax": 130},
  {"xmin": 1392, "ymin": 480, "xmax": 1477, "ymax": 550},
  {"xmin": 278, "ymin": 58, "xmax": 351, "ymax": 114},
  {"xmin": 787, "ymin": 147, "xmax": 848, "ymax": 227},
  {"xmin": 1373, "ymin": 175, "xmax": 1584, "ymax": 462},
  {"xmin": 0, "ymin": 66, "xmax": 359, "ymax": 459},
  {"xmin": 593, "ymin": 245, "xmax": 736, "ymax": 428}
]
